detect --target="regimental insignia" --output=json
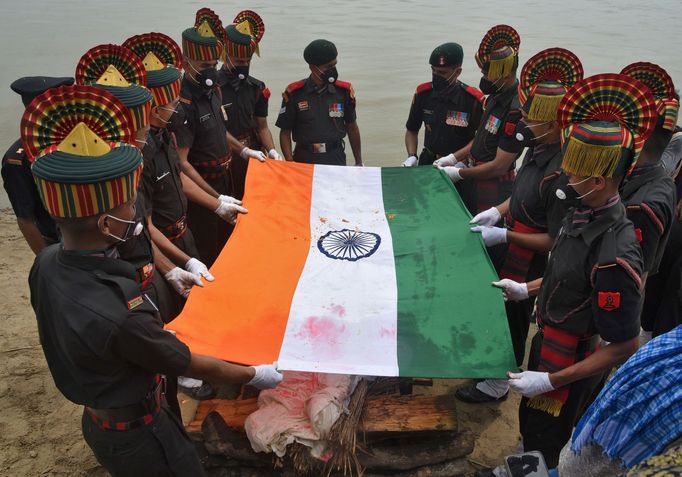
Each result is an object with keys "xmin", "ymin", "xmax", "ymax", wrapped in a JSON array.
[
  {"xmin": 485, "ymin": 114, "xmax": 501, "ymax": 134},
  {"xmin": 317, "ymin": 229, "xmax": 381, "ymax": 262},
  {"xmin": 329, "ymin": 103, "xmax": 344, "ymax": 118},
  {"xmin": 634, "ymin": 227, "xmax": 643, "ymax": 242},
  {"xmin": 127, "ymin": 295, "xmax": 144, "ymax": 310},
  {"xmin": 598, "ymin": 291, "xmax": 621, "ymax": 311},
  {"xmin": 439, "ymin": 55, "xmax": 446, "ymax": 66},
  {"xmin": 446, "ymin": 111, "xmax": 469, "ymax": 127},
  {"xmin": 297, "ymin": 100, "xmax": 309, "ymax": 111}
]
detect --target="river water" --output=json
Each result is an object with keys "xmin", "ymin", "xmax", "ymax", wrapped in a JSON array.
[{"xmin": 1, "ymin": 0, "xmax": 680, "ymax": 206}]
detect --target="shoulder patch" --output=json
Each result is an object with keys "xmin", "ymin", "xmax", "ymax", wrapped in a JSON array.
[
  {"xmin": 286, "ymin": 79, "xmax": 306, "ymax": 94},
  {"xmin": 416, "ymin": 82, "xmax": 433, "ymax": 94},
  {"xmin": 261, "ymin": 87, "xmax": 271, "ymax": 99},
  {"xmin": 598, "ymin": 291, "xmax": 621, "ymax": 311},
  {"xmin": 335, "ymin": 80, "xmax": 353, "ymax": 90},
  {"xmin": 464, "ymin": 85, "xmax": 485, "ymax": 103},
  {"xmin": 179, "ymin": 96, "xmax": 192, "ymax": 105}
]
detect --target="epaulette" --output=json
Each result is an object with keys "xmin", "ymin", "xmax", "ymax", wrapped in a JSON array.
[
  {"xmin": 179, "ymin": 96, "xmax": 192, "ymax": 105},
  {"xmin": 335, "ymin": 80, "xmax": 355, "ymax": 102},
  {"xmin": 285, "ymin": 79, "xmax": 306, "ymax": 94},
  {"xmin": 416, "ymin": 82, "xmax": 433, "ymax": 94},
  {"xmin": 463, "ymin": 84, "xmax": 485, "ymax": 103},
  {"xmin": 283, "ymin": 79, "xmax": 306, "ymax": 102}
]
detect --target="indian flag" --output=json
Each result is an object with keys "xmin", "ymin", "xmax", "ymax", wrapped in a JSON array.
[{"xmin": 170, "ymin": 162, "xmax": 515, "ymax": 378}]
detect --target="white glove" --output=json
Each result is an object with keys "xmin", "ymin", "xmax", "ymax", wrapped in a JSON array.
[
  {"xmin": 507, "ymin": 371, "xmax": 554, "ymax": 398},
  {"xmin": 268, "ymin": 148, "xmax": 283, "ymax": 160},
  {"xmin": 492, "ymin": 279, "xmax": 529, "ymax": 302},
  {"xmin": 470, "ymin": 206, "xmax": 502, "ymax": 226},
  {"xmin": 215, "ymin": 201, "xmax": 248, "ymax": 224},
  {"xmin": 432, "ymin": 153, "xmax": 457, "ymax": 168},
  {"xmin": 471, "ymin": 225, "xmax": 507, "ymax": 247},
  {"xmin": 402, "ymin": 155, "xmax": 418, "ymax": 167},
  {"xmin": 439, "ymin": 165, "xmax": 463, "ymax": 183},
  {"xmin": 240, "ymin": 147, "xmax": 267, "ymax": 162},
  {"xmin": 247, "ymin": 362, "xmax": 283, "ymax": 389},
  {"xmin": 218, "ymin": 194, "xmax": 242, "ymax": 205},
  {"xmin": 185, "ymin": 257, "xmax": 214, "ymax": 282},
  {"xmin": 164, "ymin": 267, "xmax": 203, "ymax": 298}
]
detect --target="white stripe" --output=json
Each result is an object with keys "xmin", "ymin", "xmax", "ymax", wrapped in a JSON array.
[{"xmin": 278, "ymin": 165, "xmax": 399, "ymax": 376}]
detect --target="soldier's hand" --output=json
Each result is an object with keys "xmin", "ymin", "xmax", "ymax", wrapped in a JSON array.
[
  {"xmin": 268, "ymin": 149, "xmax": 284, "ymax": 161},
  {"xmin": 240, "ymin": 147, "xmax": 267, "ymax": 162},
  {"xmin": 492, "ymin": 279, "xmax": 529, "ymax": 302},
  {"xmin": 218, "ymin": 194, "xmax": 242, "ymax": 205},
  {"xmin": 185, "ymin": 258, "xmax": 215, "ymax": 282},
  {"xmin": 215, "ymin": 201, "xmax": 248, "ymax": 225},
  {"xmin": 247, "ymin": 362, "xmax": 283, "ymax": 389},
  {"xmin": 470, "ymin": 206, "xmax": 502, "ymax": 226},
  {"xmin": 471, "ymin": 225, "xmax": 507, "ymax": 247},
  {"xmin": 507, "ymin": 371, "xmax": 554, "ymax": 397},
  {"xmin": 402, "ymin": 155, "xmax": 418, "ymax": 167},
  {"xmin": 438, "ymin": 165, "xmax": 463, "ymax": 183},
  {"xmin": 164, "ymin": 267, "xmax": 204, "ymax": 298},
  {"xmin": 432, "ymin": 153, "xmax": 457, "ymax": 168}
]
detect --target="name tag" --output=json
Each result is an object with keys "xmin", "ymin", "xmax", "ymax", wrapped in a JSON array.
[
  {"xmin": 446, "ymin": 111, "xmax": 469, "ymax": 127},
  {"xmin": 485, "ymin": 114, "xmax": 501, "ymax": 134},
  {"xmin": 329, "ymin": 103, "xmax": 344, "ymax": 118},
  {"xmin": 199, "ymin": 113, "xmax": 212, "ymax": 123}
]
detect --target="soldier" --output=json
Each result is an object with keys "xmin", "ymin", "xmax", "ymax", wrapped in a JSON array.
[
  {"xmin": 176, "ymin": 8, "xmax": 266, "ymax": 267},
  {"xmin": 434, "ymin": 25, "xmax": 523, "ymax": 218},
  {"xmin": 494, "ymin": 73, "xmax": 657, "ymax": 467},
  {"xmin": 219, "ymin": 10, "xmax": 281, "ymax": 200},
  {"xmin": 620, "ymin": 62, "xmax": 679, "ymax": 342},
  {"xmin": 23, "ymin": 85, "xmax": 282, "ymax": 477},
  {"xmin": 2, "ymin": 76, "xmax": 73, "ymax": 253},
  {"xmin": 276, "ymin": 39, "xmax": 362, "ymax": 166},
  {"xmin": 402, "ymin": 42, "xmax": 483, "ymax": 167},
  {"xmin": 457, "ymin": 48, "xmax": 584, "ymax": 404}
]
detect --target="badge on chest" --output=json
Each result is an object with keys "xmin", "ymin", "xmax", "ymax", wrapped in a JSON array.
[
  {"xmin": 297, "ymin": 100, "xmax": 309, "ymax": 111},
  {"xmin": 484, "ymin": 114, "xmax": 501, "ymax": 134},
  {"xmin": 329, "ymin": 103, "xmax": 344, "ymax": 118},
  {"xmin": 446, "ymin": 111, "xmax": 469, "ymax": 127}
]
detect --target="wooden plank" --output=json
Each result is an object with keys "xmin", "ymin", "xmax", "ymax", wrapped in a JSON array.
[{"xmin": 187, "ymin": 394, "xmax": 457, "ymax": 435}]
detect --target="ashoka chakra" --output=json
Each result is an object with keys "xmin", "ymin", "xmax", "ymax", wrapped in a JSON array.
[{"xmin": 317, "ymin": 229, "xmax": 381, "ymax": 261}]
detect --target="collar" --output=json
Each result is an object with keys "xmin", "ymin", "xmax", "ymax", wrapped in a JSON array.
[
  {"xmin": 620, "ymin": 163, "xmax": 667, "ymax": 199},
  {"xmin": 181, "ymin": 75, "xmax": 214, "ymax": 99},
  {"xmin": 305, "ymin": 76, "xmax": 335, "ymax": 95},
  {"xmin": 565, "ymin": 195, "xmax": 623, "ymax": 245},
  {"xmin": 57, "ymin": 246, "xmax": 137, "ymax": 280},
  {"xmin": 528, "ymin": 141, "xmax": 561, "ymax": 168}
]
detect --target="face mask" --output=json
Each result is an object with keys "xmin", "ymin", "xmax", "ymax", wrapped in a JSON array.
[
  {"xmin": 515, "ymin": 120, "xmax": 553, "ymax": 147},
  {"xmin": 225, "ymin": 56, "xmax": 250, "ymax": 81},
  {"xmin": 189, "ymin": 62, "xmax": 217, "ymax": 88},
  {"xmin": 479, "ymin": 76, "xmax": 504, "ymax": 94},
  {"xmin": 153, "ymin": 104, "xmax": 179, "ymax": 126},
  {"xmin": 316, "ymin": 65, "xmax": 338, "ymax": 84},
  {"xmin": 432, "ymin": 70, "xmax": 456, "ymax": 93},
  {"xmin": 99, "ymin": 213, "xmax": 144, "ymax": 243},
  {"xmin": 566, "ymin": 176, "xmax": 597, "ymax": 201}
]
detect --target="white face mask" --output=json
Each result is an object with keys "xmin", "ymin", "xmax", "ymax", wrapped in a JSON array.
[{"xmin": 99, "ymin": 213, "xmax": 144, "ymax": 243}]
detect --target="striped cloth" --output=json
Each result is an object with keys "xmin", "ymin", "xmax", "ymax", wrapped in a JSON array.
[{"xmin": 571, "ymin": 325, "xmax": 682, "ymax": 467}]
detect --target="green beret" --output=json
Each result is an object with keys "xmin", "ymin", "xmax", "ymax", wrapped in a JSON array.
[
  {"xmin": 303, "ymin": 39, "xmax": 337, "ymax": 66},
  {"xmin": 429, "ymin": 43, "xmax": 463, "ymax": 67}
]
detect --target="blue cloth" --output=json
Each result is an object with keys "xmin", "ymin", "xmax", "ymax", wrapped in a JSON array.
[{"xmin": 571, "ymin": 325, "xmax": 682, "ymax": 467}]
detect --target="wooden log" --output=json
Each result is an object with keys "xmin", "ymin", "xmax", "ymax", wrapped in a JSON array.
[
  {"xmin": 187, "ymin": 393, "xmax": 457, "ymax": 436},
  {"xmin": 201, "ymin": 411, "xmax": 273, "ymax": 466},
  {"xmin": 358, "ymin": 431, "xmax": 475, "ymax": 471}
]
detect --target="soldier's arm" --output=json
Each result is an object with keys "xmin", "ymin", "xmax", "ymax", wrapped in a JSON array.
[
  {"xmin": 176, "ymin": 146, "xmax": 219, "ymax": 197},
  {"xmin": 180, "ymin": 171, "xmax": 222, "ymax": 211},
  {"xmin": 458, "ymin": 147, "xmax": 518, "ymax": 180},
  {"xmin": 280, "ymin": 129, "xmax": 294, "ymax": 161},
  {"xmin": 184, "ymin": 353, "xmax": 255, "ymax": 385},
  {"xmin": 16, "ymin": 218, "xmax": 49, "ymax": 255},
  {"xmin": 347, "ymin": 121, "xmax": 362, "ymax": 166},
  {"xmin": 256, "ymin": 116, "xmax": 276, "ymax": 152},
  {"xmin": 226, "ymin": 131, "xmax": 248, "ymax": 155},
  {"xmin": 452, "ymin": 139, "xmax": 474, "ymax": 162},
  {"xmin": 150, "ymin": 240, "xmax": 178, "ymax": 276},
  {"xmin": 405, "ymin": 130, "xmax": 418, "ymax": 156},
  {"xmin": 148, "ymin": 220, "xmax": 192, "ymax": 267},
  {"xmin": 506, "ymin": 231, "xmax": 554, "ymax": 253}
]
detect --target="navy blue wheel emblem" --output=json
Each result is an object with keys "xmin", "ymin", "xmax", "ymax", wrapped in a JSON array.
[{"xmin": 317, "ymin": 229, "xmax": 381, "ymax": 261}]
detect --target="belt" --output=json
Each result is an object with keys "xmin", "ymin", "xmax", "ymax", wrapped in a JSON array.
[
  {"xmin": 536, "ymin": 322, "xmax": 600, "ymax": 357},
  {"xmin": 85, "ymin": 375, "xmax": 166, "ymax": 430},
  {"xmin": 194, "ymin": 155, "xmax": 232, "ymax": 180},
  {"xmin": 162, "ymin": 215, "xmax": 187, "ymax": 242},
  {"xmin": 297, "ymin": 141, "xmax": 342, "ymax": 153}
]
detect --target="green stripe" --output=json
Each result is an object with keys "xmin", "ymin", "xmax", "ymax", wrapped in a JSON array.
[{"xmin": 381, "ymin": 167, "xmax": 516, "ymax": 378}]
